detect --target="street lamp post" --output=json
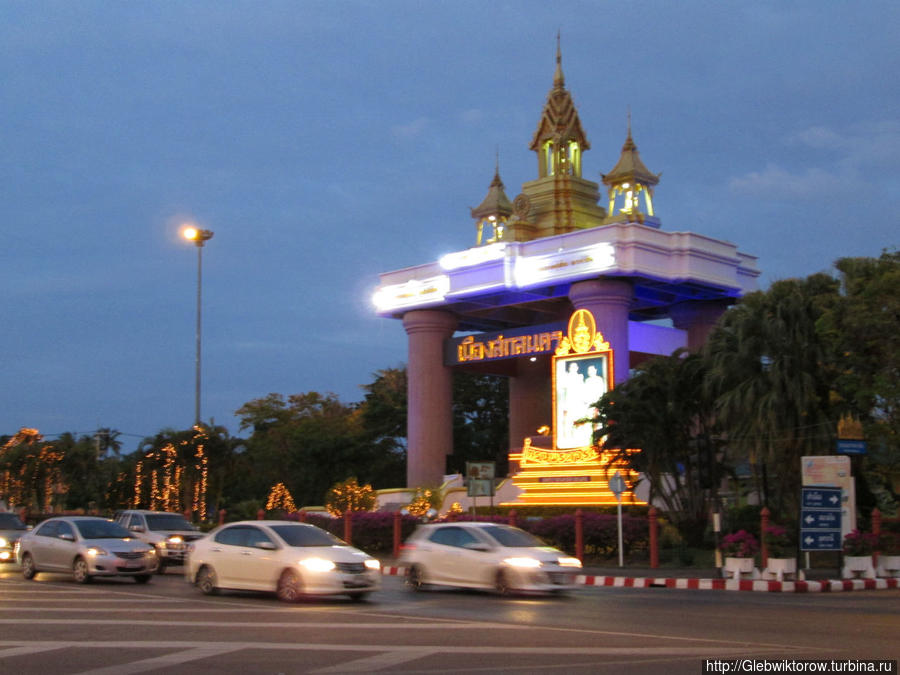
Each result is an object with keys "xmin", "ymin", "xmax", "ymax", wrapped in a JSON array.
[{"xmin": 182, "ymin": 226, "xmax": 214, "ymax": 427}]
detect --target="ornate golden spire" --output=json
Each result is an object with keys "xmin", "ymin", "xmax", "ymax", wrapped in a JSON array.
[{"xmin": 529, "ymin": 35, "xmax": 589, "ymax": 178}]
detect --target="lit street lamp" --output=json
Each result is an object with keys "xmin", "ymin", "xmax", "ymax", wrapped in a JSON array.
[{"xmin": 182, "ymin": 226, "xmax": 214, "ymax": 427}]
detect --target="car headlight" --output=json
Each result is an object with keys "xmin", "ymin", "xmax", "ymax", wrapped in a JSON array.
[
  {"xmin": 364, "ymin": 558, "xmax": 381, "ymax": 571},
  {"xmin": 503, "ymin": 557, "xmax": 542, "ymax": 568},
  {"xmin": 299, "ymin": 557, "xmax": 336, "ymax": 573},
  {"xmin": 0, "ymin": 537, "xmax": 7, "ymax": 548},
  {"xmin": 557, "ymin": 557, "xmax": 582, "ymax": 568},
  {"xmin": 87, "ymin": 547, "xmax": 108, "ymax": 557},
  {"xmin": 167, "ymin": 536, "xmax": 183, "ymax": 545}
]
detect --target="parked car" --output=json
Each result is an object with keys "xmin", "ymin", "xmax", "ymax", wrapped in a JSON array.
[
  {"xmin": 16, "ymin": 516, "xmax": 156, "ymax": 583},
  {"xmin": 186, "ymin": 520, "xmax": 381, "ymax": 602},
  {"xmin": 113, "ymin": 510, "xmax": 202, "ymax": 573},
  {"xmin": 399, "ymin": 521, "xmax": 583, "ymax": 594},
  {"xmin": 0, "ymin": 512, "xmax": 29, "ymax": 563}
]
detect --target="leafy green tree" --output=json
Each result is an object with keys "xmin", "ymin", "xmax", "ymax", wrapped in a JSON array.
[
  {"xmin": 590, "ymin": 351, "xmax": 719, "ymax": 545},
  {"xmin": 451, "ymin": 371, "xmax": 509, "ymax": 475},
  {"xmin": 819, "ymin": 250, "xmax": 900, "ymax": 512},
  {"xmin": 236, "ymin": 392, "xmax": 403, "ymax": 507}
]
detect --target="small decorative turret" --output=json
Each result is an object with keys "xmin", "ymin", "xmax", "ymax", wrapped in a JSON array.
[
  {"xmin": 471, "ymin": 156, "xmax": 513, "ymax": 246},
  {"xmin": 602, "ymin": 113, "xmax": 661, "ymax": 226}
]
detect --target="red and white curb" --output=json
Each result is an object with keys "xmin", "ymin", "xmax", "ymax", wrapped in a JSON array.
[
  {"xmin": 381, "ymin": 566, "xmax": 899, "ymax": 593},
  {"xmin": 578, "ymin": 575, "xmax": 900, "ymax": 593}
]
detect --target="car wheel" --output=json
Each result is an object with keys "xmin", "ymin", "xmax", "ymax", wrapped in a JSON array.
[
  {"xmin": 196, "ymin": 566, "xmax": 219, "ymax": 595},
  {"xmin": 406, "ymin": 564, "xmax": 426, "ymax": 592},
  {"xmin": 22, "ymin": 553, "xmax": 36, "ymax": 580},
  {"xmin": 133, "ymin": 574, "xmax": 152, "ymax": 584},
  {"xmin": 276, "ymin": 569, "xmax": 303, "ymax": 603},
  {"xmin": 348, "ymin": 592, "xmax": 370, "ymax": 602},
  {"xmin": 495, "ymin": 569, "xmax": 513, "ymax": 596},
  {"xmin": 73, "ymin": 557, "xmax": 92, "ymax": 584}
]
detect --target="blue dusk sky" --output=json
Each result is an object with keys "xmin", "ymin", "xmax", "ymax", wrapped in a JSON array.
[{"xmin": 1, "ymin": 1, "xmax": 897, "ymax": 450}]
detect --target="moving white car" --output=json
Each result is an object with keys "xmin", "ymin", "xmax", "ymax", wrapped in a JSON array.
[
  {"xmin": 114, "ymin": 510, "xmax": 202, "ymax": 573},
  {"xmin": 185, "ymin": 520, "xmax": 381, "ymax": 602},
  {"xmin": 16, "ymin": 516, "xmax": 156, "ymax": 583},
  {"xmin": 399, "ymin": 521, "xmax": 582, "ymax": 594}
]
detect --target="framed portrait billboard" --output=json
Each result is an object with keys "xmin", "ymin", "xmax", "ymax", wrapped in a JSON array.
[
  {"xmin": 553, "ymin": 352, "xmax": 610, "ymax": 449},
  {"xmin": 552, "ymin": 308, "xmax": 614, "ymax": 450}
]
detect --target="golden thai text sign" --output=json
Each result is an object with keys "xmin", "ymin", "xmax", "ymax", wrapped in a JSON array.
[{"xmin": 445, "ymin": 321, "xmax": 565, "ymax": 365}]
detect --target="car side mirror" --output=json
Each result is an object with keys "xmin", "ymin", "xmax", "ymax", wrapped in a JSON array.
[
  {"xmin": 464, "ymin": 542, "xmax": 491, "ymax": 552},
  {"xmin": 59, "ymin": 533, "xmax": 75, "ymax": 542},
  {"xmin": 256, "ymin": 541, "xmax": 277, "ymax": 550},
  {"xmin": 130, "ymin": 525, "xmax": 146, "ymax": 533}
]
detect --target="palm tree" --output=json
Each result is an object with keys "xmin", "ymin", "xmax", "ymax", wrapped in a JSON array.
[
  {"xmin": 704, "ymin": 276, "xmax": 836, "ymax": 518},
  {"xmin": 95, "ymin": 428, "xmax": 122, "ymax": 459}
]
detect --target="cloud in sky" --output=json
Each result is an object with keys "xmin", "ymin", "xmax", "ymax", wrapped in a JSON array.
[
  {"xmin": 729, "ymin": 120, "xmax": 900, "ymax": 200},
  {"xmin": 391, "ymin": 117, "xmax": 430, "ymax": 139}
]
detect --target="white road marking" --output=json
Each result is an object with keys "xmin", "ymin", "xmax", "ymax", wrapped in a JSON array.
[
  {"xmin": 0, "ymin": 640, "xmax": 799, "ymax": 675},
  {"xmin": 310, "ymin": 648, "xmax": 439, "ymax": 673},
  {"xmin": 75, "ymin": 645, "xmax": 245, "ymax": 675}
]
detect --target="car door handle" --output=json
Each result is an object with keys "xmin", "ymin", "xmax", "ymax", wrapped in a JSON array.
[
  {"xmin": 240, "ymin": 551, "xmax": 252, "ymax": 556},
  {"xmin": 210, "ymin": 547, "xmax": 222, "ymax": 552}
]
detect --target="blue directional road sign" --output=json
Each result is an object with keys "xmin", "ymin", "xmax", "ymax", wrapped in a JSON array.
[
  {"xmin": 802, "ymin": 487, "xmax": 842, "ymax": 510},
  {"xmin": 800, "ymin": 486, "xmax": 843, "ymax": 552},
  {"xmin": 801, "ymin": 530, "xmax": 842, "ymax": 551}
]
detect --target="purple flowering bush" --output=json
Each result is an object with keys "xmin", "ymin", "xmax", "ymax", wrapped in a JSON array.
[
  {"xmin": 720, "ymin": 530, "xmax": 759, "ymax": 558},
  {"xmin": 842, "ymin": 530, "xmax": 878, "ymax": 556},
  {"xmin": 763, "ymin": 524, "xmax": 792, "ymax": 558}
]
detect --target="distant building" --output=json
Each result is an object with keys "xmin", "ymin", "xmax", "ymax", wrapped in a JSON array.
[{"xmin": 374, "ymin": 42, "xmax": 759, "ymax": 490}]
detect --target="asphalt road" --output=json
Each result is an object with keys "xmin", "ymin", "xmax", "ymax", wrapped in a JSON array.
[{"xmin": 0, "ymin": 565, "xmax": 897, "ymax": 674}]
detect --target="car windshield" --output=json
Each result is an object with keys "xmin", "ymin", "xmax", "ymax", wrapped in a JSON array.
[
  {"xmin": 74, "ymin": 519, "xmax": 132, "ymax": 540},
  {"xmin": 481, "ymin": 525, "xmax": 544, "ymax": 548},
  {"xmin": 145, "ymin": 514, "xmax": 197, "ymax": 531},
  {"xmin": 270, "ymin": 524, "xmax": 344, "ymax": 547},
  {"xmin": 0, "ymin": 513, "xmax": 26, "ymax": 530}
]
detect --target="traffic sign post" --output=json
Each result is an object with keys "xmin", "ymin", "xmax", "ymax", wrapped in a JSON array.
[
  {"xmin": 609, "ymin": 471, "xmax": 625, "ymax": 568},
  {"xmin": 800, "ymin": 486, "xmax": 842, "ymax": 552}
]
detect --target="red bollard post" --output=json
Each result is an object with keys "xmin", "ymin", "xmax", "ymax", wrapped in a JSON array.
[
  {"xmin": 184, "ymin": 508, "xmax": 192, "ymax": 523},
  {"xmin": 508, "ymin": 509, "xmax": 517, "ymax": 527},
  {"xmin": 760, "ymin": 507, "xmax": 770, "ymax": 568},
  {"xmin": 297, "ymin": 510, "xmax": 307, "ymax": 523},
  {"xmin": 872, "ymin": 508, "xmax": 882, "ymax": 567},
  {"xmin": 343, "ymin": 510, "xmax": 352, "ymax": 545},
  {"xmin": 575, "ymin": 509, "xmax": 584, "ymax": 563},
  {"xmin": 649, "ymin": 507, "xmax": 659, "ymax": 569},
  {"xmin": 218, "ymin": 509, "xmax": 225, "ymax": 526},
  {"xmin": 257, "ymin": 508, "xmax": 265, "ymax": 520},
  {"xmin": 393, "ymin": 511, "xmax": 402, "ymax": 559}
]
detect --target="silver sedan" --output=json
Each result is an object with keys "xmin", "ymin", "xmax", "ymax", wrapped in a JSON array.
[{"xmin": 17, "ymin": 516, "xmax": 156, "ymax": 583}]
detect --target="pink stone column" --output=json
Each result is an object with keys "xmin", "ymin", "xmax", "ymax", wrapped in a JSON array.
[
  {"xmin": 403, "ymin": 309, "xmax": 458, "ymax": 487},
  {"xmin": 569, "ymin": 279, "xmax": 633, "ymax": 385},
  {"xmin": 508, "ymin": 355, "xmax": 551, "ymax": 459},
  {"xmin": 670, "ymin": 300, "xmax": 731, "ymax": 353}
]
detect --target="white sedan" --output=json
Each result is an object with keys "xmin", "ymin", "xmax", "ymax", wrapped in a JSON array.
[
  {"xmin": 186, "ymin": 520, "xmax": 381, "ymax": 602},
  {"xmin": 399, "ymin": 521, "xmax": 582, "ymax": 594}
]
